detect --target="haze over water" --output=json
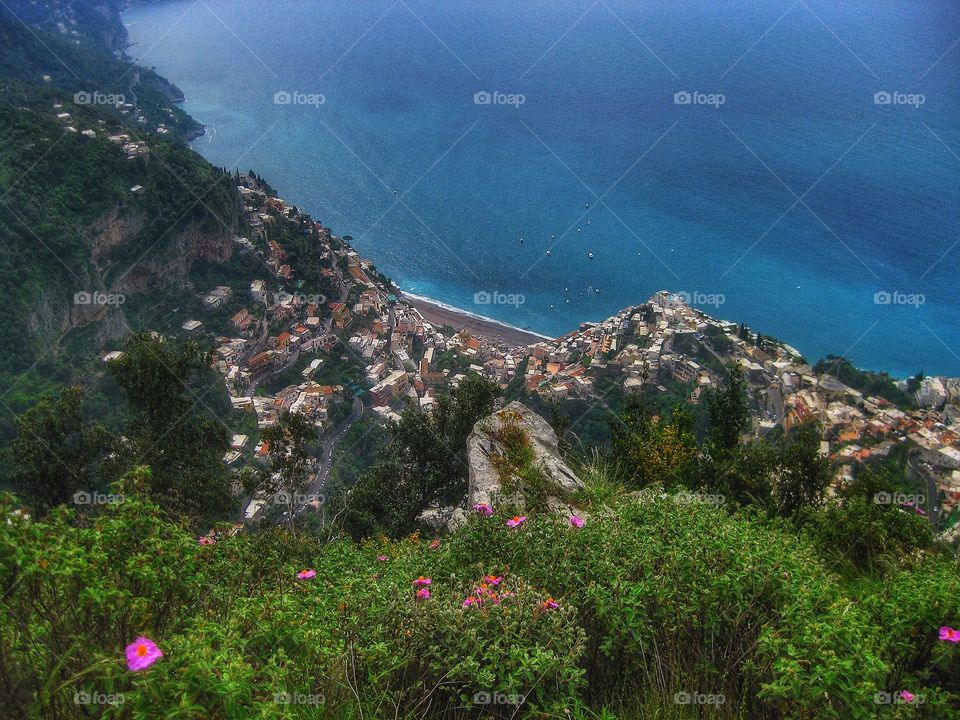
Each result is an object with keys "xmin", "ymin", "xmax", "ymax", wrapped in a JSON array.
[{"xmin": 126, "ymin": 0, "xmax": 960, "ymax": 377}]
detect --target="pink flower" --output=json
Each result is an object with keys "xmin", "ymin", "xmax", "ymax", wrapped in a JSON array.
[
  {"xmin": 473, "ymin": 502, "xmax": 493, "ymax": 516},
  {"xmin": 569, "ymin": 515, "xmax": 584, "ymax": 528},
  {"xmin": 482, "ymin": 574, "xmax": 503, "ymax": 586},
  {"xmin": 376, "ymin": 555, "xmax": 389, "ymax": 562},
  {"xmin": 899, "ymin": 690, "xmax": 916, "ymax": 703},
  {"xmin": 297, "ymin": 569, "xmax": 316, "ymax": 580},
  {"xmin": 939, "ymin": 626, "xmax": 960, "ymax": 642},
  {"xmin": 198, "ymin": 536, "xmax": 215, "ymax": 546},
  {"xmin": 429, "ymin": 539, "xmax": 441, "ymax": 550},
  {"xmin": 541, "ymin": 597, "xmax": 559, "ymax": 610},
  {"xmin": 463, "ymin": 596, "xmax": 478, "ymax": 608},
  {"xmin": 416, "ymin": 588, "xmax": 431, "ymax": 600},
  {"xmin": 125, "ymin": 636, "xmax": 163, "ymax": 672},
  {"xmin": 506, "ymin": 515, "xmax": 527, "ymax": 528},
  {"xmin": 412, "ymin": 576, "xmax": 432, "ymax": 587}
]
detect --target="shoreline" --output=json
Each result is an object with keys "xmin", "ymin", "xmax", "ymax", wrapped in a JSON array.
[{"xmin": 402, "ymin": 292, "xmax": 554, "ymax": 348}]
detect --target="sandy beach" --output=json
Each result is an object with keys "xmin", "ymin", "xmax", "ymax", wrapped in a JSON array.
[{"xmin": 403, "ymin": 293, "xmax": 554, "ymax": 348}]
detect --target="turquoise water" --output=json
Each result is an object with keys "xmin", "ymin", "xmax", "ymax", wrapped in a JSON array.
[{"xmin": 125, "ymin": 0, "xmax": 960, "ymax": 376}]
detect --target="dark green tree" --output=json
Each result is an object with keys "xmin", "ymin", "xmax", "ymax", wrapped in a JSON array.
[
  {"xmin": 773, "ymin": 420, "xmax": 831, "ymax": 519},
  {"xmin": 106, "ymin": 333, "xmax": 231, "ymax": 521},
  {"xmin": 2, "ymin": 386, "xmax": 110, "ymax": 512}
]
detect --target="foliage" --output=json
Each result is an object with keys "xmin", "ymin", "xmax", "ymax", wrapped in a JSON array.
[{"xmin": 813, "ymin": 356, "xmax": 916, "ymax": 409}]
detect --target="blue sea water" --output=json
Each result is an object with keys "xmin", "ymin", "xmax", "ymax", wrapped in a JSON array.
[{"xmin": 125, "ymin": 0, "xmax": 960, "ymax": 377}]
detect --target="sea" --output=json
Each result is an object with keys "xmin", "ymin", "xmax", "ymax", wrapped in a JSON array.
[{"xmin": 124, "ymin": 0, "xmax": 960, "ymax": 377}]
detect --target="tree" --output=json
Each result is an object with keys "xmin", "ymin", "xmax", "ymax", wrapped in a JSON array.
[
  {"xmin": 2, "ymin": 387, "xmax": 110, "ymax": 512},
  {"xmin": 254, "ymin": 410, "xmax": 316, "ymax": 500},
  {"xmin": 105, "ymin": 333, "xmax": 231, "ymax": 521},
  {"xmin": 773, "ymin": 420, "xmax": 831, "ymax": 519},
  {"xmin": 338, "ymin": 374, "xmax": 498, "ymax": 539},
  {"xmin": 705, "ymin": 365, "xmax": 750, "ymax": 456}
]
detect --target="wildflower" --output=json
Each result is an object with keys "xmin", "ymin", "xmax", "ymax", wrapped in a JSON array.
[
  {"xmin": 416, "ymin": 588, "xmax": 431, "ymax": 600},
  {"xmin": 412, "ymin": 576, "xmax": 432, "ymax": 587},
  {"xmin": 506, "ymin": 515, "xmax": 527, "ymax": 528},
  {"xmin": 939, "ymin": 626, "xmax": 960, "ymax": 642},
  {"xmin": 198, "ymin": 536, "xmax": 215, "ymax": 546},
  {"xmin": 473, "ymin": 502, "xmax": 493, "ymax": 516},
  {"xmin": 482, "ymin": 574, "xmax": 503, "ymax": 586},
  {"xmin": 569, "ymin": 515, "xmax": 584, "ymax": 528},
  {"xmin": 376, "ymin": 555, "xmax": 389, "ymax": 562},
  {"xmin": 428, "ymin": 539, "xmax": 441, "ymax": 550},
  {"xmin": 125, "ymin": 637, "xmax": 163, "ymax": 672},
  {"xmin": 899, "ymin": 690, "xmax": 916, "ymax": 703},
  {"xmin": 542, "ymin": 597, "xmax": 559, "ymax": 610},
  {"xmin": 297, "ymin": 569, "xmax": 316, "ymax": 580},
  {"xmin": 463, "ymin": 596, "xmax": 478, "ymax": 608}
]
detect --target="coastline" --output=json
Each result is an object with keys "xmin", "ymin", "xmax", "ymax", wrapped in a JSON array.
[{"xmin": 402, "ymin": 292, "xmax": 554, "ymax": 348}]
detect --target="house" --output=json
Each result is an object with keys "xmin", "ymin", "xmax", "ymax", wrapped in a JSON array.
[
  {"xmin": 230, "ymin": 308, "xmax": 253, "ymax": 333},
  {"xmin": 328, "ymin": 302, "xmax": 352, "ymax": 329},
  {"xmin": 181, "ymin": 319, "xmax": 202, "ymax": 334},
  {"xmin": 250, "ymin": 279, "xmax": 267, "ymax": 302}
]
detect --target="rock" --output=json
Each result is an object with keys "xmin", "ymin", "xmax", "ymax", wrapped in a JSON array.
[
  {"xmin": 466, "ymin": 401, "xmax": 583, "ymax": 510},
  {"xmin": 418, "ymin": 505, "xmax": 467, "ymax": 532}
]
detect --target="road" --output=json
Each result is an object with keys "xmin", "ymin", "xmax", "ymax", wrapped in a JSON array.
[
  {"xmin": 293, "ymin": 396, "xmax": 363, "ymax": 515},
  {"xmin": 907, "ymin": 455, "xmax": 940, "ymax": 529}
]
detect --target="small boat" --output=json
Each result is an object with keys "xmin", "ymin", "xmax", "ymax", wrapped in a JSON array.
[
  {"xmin": 588, "ymin": 252, "xmax": 594, "ymax": 259},
  {"xmin": 546, "ymin": 250, "xmax": 551, "ymax": 256}
]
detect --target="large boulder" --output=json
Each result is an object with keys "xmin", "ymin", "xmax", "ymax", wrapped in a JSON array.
[{"xmin": 466, "ymin": 401, "xmax": 583, "ymax": 511}]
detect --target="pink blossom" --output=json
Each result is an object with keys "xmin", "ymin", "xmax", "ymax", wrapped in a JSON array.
[
  {"xmin": 198, "ymin": 536, "xmax": 215, "ymax": 546},
  {"xmin": 125, "ymin": 637, "xmax": 163, "ymax": 672},
  {"xmin": 416, "ymin": 588, "xmax": 431, "ymax": 600},
  {"xmin": 939, "ymin": 626, "xmax": 960, "ymax": 642},
  {"xmin": 376, "ymin": 555, "xmax": 389, "ymax": 562},
  {"xmin": 506, "ymin": 515, "xmax": 527, "ymax": 528},
  {"xmin": 569, "ymin": 515, "xmax": 584, "ymax": 528},
  {"xmin": 482, "ymin": 574, "xmax": 503, "ymax": 586},
  {"xmin": 412, "ymin": 576, "xmax": 432, "ymax": 587},
  {"xmin": 541, "ymin": 597, "xmax": 559, "ymax": 610},
  {"xmin": 463, "ymin": 596, "xmax": 478, "ymax": 608},
  {"xmin": 473, "ymin": 502, "xmax": 493, "ymax": 516},
  {"xmin": 899, "ymin": 690, "xmax": 916, "ymax": 703},
  {"xmin": 297, "ymin": 569, "xmax": 316, "ymax": 580},
  {"xmin": 429, "ymin": 539, "xmax": 441, "ymax": 550}
]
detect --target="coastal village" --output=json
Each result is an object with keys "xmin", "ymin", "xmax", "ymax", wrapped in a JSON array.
[{"xmin": 93, "ymin": 151, "xmax": 960, "ymax": 538}]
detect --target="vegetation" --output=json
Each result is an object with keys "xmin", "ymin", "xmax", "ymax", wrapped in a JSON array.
[{"xmin": 814, "ymin": 355, "xmax": 917, "ymax": 409}]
